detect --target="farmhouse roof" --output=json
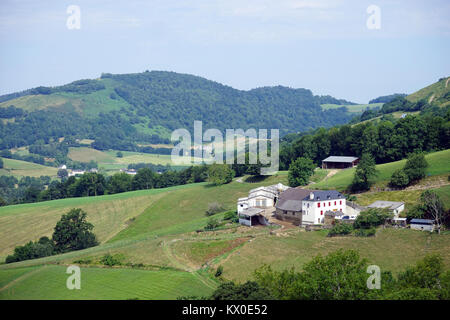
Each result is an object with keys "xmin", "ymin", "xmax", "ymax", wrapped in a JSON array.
[
  {"xmin": 367, "ymin": 201, "xmax": 404, "ymax": 210},
  {"xmin": 303, "ymin": 190, "xmax": 344, "ymax": 202},
  {"xmin": 275, "ymin": 188, "xmax": 311, "ymax": 212},
  {"xmin": 239, "ymin": 207, "xmax": 264, "ymax": 217},
  {"xmin": 322, "ymin": 156, "xmax": 358, "ymax": 163}
]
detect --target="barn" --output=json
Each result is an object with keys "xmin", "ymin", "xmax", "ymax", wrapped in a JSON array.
[{"xmin": 322, "ymin": 156, "xmax": 359, "ymax": 169}]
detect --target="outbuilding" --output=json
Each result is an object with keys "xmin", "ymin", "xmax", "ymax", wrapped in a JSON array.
[
  {"xmin": 322, "ymin": 156, "xmax": 359, "ymax": 169},
  {"xmin": 410, "ymin": 219, "xmax": 434, "ymax": 232},
  {"xmin": 238, "ymin": 208, "xmax": 269, "ymax": 227}
]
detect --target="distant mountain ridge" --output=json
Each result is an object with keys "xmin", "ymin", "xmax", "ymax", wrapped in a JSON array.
[{"xmin": 0, "ymin": 71, "xmax": 355, "ymax": 151}]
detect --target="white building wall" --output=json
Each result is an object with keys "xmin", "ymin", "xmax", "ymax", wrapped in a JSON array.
[{"xmin": 302, "ymin": 199, "xmax": 346, "ymax": 225}]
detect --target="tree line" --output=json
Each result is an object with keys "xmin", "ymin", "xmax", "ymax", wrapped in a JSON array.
[{"xmin": 280, "ymin": 108, "xmax": 450, "ymax": 170}]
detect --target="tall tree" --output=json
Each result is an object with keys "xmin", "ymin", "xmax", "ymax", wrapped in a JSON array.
[
  {"xmin": 288, "ymin": 157, "xmax": 316, "ymax": 187},
  {"xmin": 350, "ymin": 153, "xmax": 377, "ymax": 192}
]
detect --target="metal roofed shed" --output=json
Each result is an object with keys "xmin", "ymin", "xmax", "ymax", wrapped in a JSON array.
[
  {"xmin": 322, "ymin": 156, "xmax": 359, "ymax": 169},
  {"xmin": 238, "ymin": 208, "xmax": 268, "ymax": 227},
  {"xmin": 410, "ymin": 218, "xmax": 434, "ymax": 232}
]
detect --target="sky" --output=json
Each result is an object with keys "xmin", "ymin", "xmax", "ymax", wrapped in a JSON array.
[{"xmin": 0, "ymin": 0, "xmax": 449, "ymax": 103}]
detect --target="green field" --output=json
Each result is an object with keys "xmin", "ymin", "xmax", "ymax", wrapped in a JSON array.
[
  {"xmin": 0, "ymin": 265, "xmax": 215, "ymax": 300},
  {"xmin": 313, "ymin": 149, "xmax": 450, "ymax": 191},
  {"xmin": 407, "ymin": 76, "xmax": 450, "ymax": 107},
  {"xmin": 0, "ymin": 158, "xmax": 58, "ymax": 178},
  {"xmin": 67, "ymin": 147, "xmax": 200, "ymax": 172},
  {"xmin": 0, "ymin": 153, "xmax": 449, "ymax": 299}
]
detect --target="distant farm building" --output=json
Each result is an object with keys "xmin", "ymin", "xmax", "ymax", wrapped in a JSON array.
[
  {"xmin": 367, "ymin": 201, "xmax": 405, "ymax": 218},
  {"xmin": 410, "ymin": 219, "xmax": 434, "ymax": 232},
  {"xmin": 322, "ymin": 156, "xmax": 359, "ymax": 169}
]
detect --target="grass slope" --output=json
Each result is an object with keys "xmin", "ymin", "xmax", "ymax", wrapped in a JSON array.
[
  {"xmin": 321, "ymin": 103, "xmax": 383, "ymax": 113},
  {"xmin": 0, "ymin": 158, "xmax": 58, "ymax": 178},
  {"xmin": 313, "ymin": 149, "xmax": 450, "ymax": 191},
  {"xmin": 407, "ymin": 76, "xmax": 450, "ymax": 107},
  {"xmin": 0, "ymin": 265, "xmax": 214, "ymax": 300}
]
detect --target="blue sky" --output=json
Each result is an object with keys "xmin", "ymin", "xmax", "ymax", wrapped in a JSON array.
[{"xmin": 0, "ymin": 0, "xmax": 449, "ymax": 102}]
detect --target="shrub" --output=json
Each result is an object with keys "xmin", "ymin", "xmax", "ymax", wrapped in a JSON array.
[
  {"xmin": 205, "ymin": 217, "xmax": 220, "ymax": 231},
  {"xmin": 215, "ymin": 265, "xmax": 224, "ymax": 277},
  {"xmin": 223, "ymin": 210, "xmax": 239, "ymax": 222},
  {"xmin": 353, "ymin": 208, "xmax": 392, "ymax": 229},
  {"xmin": 328, "ymin": 222, "xmax": 353, "ymax": 237},
  {"xmin": 100, "ymin": 253, "xmax": 123, "ymax": 266},
  {"xmin": 403, "ymin": 153, "xmax": 428, "ymax": 183},
  {"xmin": 354, "ymin": 227, "xmax": 376, "ymax": 237},
  {"xmin": 389, "ymin": 169, "xmax": 409, "ymax": 188},
  {"xmin": 205, "ymin": 202, "xmax": 224, "ymax": 216}
]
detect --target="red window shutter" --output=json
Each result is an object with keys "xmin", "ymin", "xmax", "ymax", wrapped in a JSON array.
[
  {"xmin": 318, "ymin": 203, "xmax": 320, "ymax": 208},
  {"xmin": 334, "ymin": 201, "xmax": 336, "ymax": 205},
  {"xmin": 340, "ymin": 201, "xmax": 342, "ymax": 205},
  {"xmin": 328, "ymin": 202, "xmax": 331, "ymax": 206},
  {"xmin": 321, "ymin": 210, "xmax": 323, "ymax": 215}
]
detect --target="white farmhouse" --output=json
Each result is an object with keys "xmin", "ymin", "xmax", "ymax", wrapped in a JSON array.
[{"xmin": 301, "ymin": 190, "xmax": 346, "ymax": 225}]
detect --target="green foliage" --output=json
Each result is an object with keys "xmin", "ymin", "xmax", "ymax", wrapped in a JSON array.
[
  {"xmin": 353, "ymin": 208, "xmax": 392, "ymax": 229},
  {"xmin": 287, "ymin": 157, "xmax": 315, "ymax": 187},
  {"xmin": 353, "ymin": 227, "xmax": 376, "ymax": 237},
  {"xmin": 254, "ymin": 250, "xmax": 370, "ymax": 300},
  {"xmin": 350, "ymin": 153, "xmax": 377, "ymax": 192},
  {"xmin": 207, "ymin": 164, "xmax": 234, "ymax": 186},
  {"xmin": 5, "ymin": 236, "xmax": 55, "ymax": 264},
  {"xmin": 116, "ymin": 151, "xmax": 123, "ymax": 158},
  {"xmin": 215, "ymin": 265, "xmax": 223, "ymax": 278},
  {"xmin": 210, "ymin": 281, "xmax": 273, "ymax": 300},
  {"xmin": 223, "ymin": 210, "xmax": 239, "ymax": 223},
  {"xmin": 205, "ymin": 202, "xmax": 224, "ymax": 216},
  {"xmin": 327, "ymin": 221, "xmax": 353, "ymax": 237},
  {"xmin": 389, "ymin": 169, "xmax": 409, "ymax": 188},
  {"xmin": 100, "ymin": 253, "xmax": 124, "ymax": 267},
  {"xmin": 108, "ymin": 172, "xmax": 133, "ymax": 194},
  {"xmin": 57, "ymin": 169, "xmax": 68, "ymax": 180},
  {"xmin": 52, "ymin": 208, "xmax": 98, "ymax": 253},
  {"xmin": 0, "ymin": 157, "xmax": 3, "ymax": 168},
  {"xmin": 251, "ymin": 250, "xmax": 449, "ymax": 300},
  {"xmin": 205, "ymin": 217, "xmax": 220, "ymax": 231},
  {"xmin": 403, "ymin": 153, "xmax": 429, "ymax": 183}
]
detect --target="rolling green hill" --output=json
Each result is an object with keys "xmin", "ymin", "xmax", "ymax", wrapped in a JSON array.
[
  {"xmin": 0, "ymin": 167, "xmax": 449, "ymax": 299},
  {"xmin": 0, "ymin": 71, "xmax": 355, "ymax": 151},
  {"xmin": 407, "ymin": 76, "xmax": 450, "ymax": 107}
]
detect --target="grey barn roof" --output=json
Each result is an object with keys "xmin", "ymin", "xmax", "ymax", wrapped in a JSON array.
[
  {"xmin": 410, "ymin": 219, "xmax": 434, "ymax": 225},
  {"xmin": 322, "ymin": 156, "xmax": 358, "ymax": 163},
  {"xmin": 277, "ymin": 199, "xmax": 302, "ymax": 212},
  {"xmin": 302, "ymin": 190, "xmax": 344, "ymax": 201},
  {"xmin": 239, "ymin": 207, "xmax": 264, "ymax": 217}
]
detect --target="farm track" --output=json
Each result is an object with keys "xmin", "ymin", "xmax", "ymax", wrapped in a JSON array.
[{"xmin": 0, "ymin": 266, "xmax": 47, "ymax": 292}]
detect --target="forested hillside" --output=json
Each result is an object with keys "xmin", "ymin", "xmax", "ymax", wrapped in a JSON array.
[{"xmin": 0, "ymin": 71, "xmax": 353, "ymax": 151}]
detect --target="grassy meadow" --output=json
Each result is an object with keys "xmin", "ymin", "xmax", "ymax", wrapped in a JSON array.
[
  {"xmin": 0, "ymin": 158, "xmax": 58, "ymax": 178},
  {"xmin": 0, "ymin": 150, "xmax": 449, "ymax": 299},
  {"xmin": 313, "ymin": 149, "xmax": 450, "ymax": 191}
]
